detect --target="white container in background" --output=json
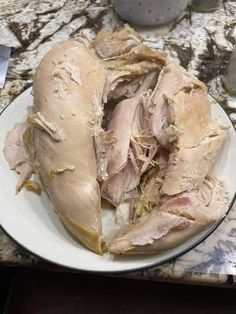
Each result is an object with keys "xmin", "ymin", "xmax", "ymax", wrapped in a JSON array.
[{"xmin": 112, "ymin": 0, "xmax": 189, "ymax": 27}]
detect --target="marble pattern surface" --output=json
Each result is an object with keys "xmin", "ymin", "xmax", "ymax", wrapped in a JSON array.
[{"xmin": 0, "ymin": 0, "xmax": 236, "ymax": 286}]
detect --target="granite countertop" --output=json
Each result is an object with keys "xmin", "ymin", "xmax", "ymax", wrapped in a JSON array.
[{"xmin": 1, "ymin": 0, "xmax": 236, "ymax": 286}]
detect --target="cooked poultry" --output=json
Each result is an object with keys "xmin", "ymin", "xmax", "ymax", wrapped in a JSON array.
[
  {"xmin": 4, "ymin": 40, "xmax": 107, "ymax": 254},
  {"xmin": 94, "ymin": 24, "xmax": 166, "ymax": 102},
  {"xmin": 162, "ymin": 123, "xmax": 228, "ymax": 195},
  {"xmin": 3, "ymin": 122, "xmax": 32, "ymax": 193},
  {"xmin": 3, "ymin": 26, "xmax": 230, "ymax": 256},
  {"xmin": 30, "ymin": 40, "xmax": 107, "ymax": 254},
  {"xmin": 101, "ymin": 95, "xmax": 157, "ymax": 206},
  {"xmin": 132, "ymin": 154, "xmax": 167, "ymax": 220},
  {"xmin": 107, "ymin": 63, "xmax": 229, "ymax": 254},
  {"xmin": 93, "ymin": 26, "xmax": 166, "ymax": 183},
  {"xmin": 148, "ymin": 63, "xmax": 228, "ymax": 195},
  {"xmin": 110, "ymin": 176, "xmax": 228, "ymax": 254},
  {"xmin": 148, "ymin": 63, "xmax": 206, "ymax": 146},
  {"xmin": 96, "ymin": 27, "xmax": 166, "ymax": 207}
]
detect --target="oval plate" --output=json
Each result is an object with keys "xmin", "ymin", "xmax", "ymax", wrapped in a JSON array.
[{"xmin": 0, "ymin": 88, "xmax": 235, "ymax": 273}]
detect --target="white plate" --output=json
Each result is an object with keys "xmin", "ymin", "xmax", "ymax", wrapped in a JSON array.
[{"xmin": 0, "ymin": 88, "xmax": 235, "ymax": 273}]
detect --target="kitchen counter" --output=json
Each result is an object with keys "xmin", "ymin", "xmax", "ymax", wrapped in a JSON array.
[{"xmin": 0, "ymin": 0, "xmax": 236, "ymax": 286}]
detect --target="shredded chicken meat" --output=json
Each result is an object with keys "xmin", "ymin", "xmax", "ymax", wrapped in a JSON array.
[{"xmin": 101, "ymin": 95, "xmax": 157, "ymax": 206}]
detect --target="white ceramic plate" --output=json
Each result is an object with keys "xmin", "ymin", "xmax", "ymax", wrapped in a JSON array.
[{"xmin": 0, "ymin": 88, "xmax": 235, "ymax": 273}]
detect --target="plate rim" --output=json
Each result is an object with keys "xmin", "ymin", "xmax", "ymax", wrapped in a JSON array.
[{"xmin": 0, "ymin": 87, "xmax": 235, "ymax": 274}]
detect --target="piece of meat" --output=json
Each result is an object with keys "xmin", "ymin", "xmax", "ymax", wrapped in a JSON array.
[
  {"xmin": 94, "ymin": 24, "xmax": 141, "ymax": 59},
  {"xmin": 148, "ymin": 63, "xmax": 207, "ymax": 146},
  {"xmin": 132, "ymin": 153, "xmax": 167, "ymax": 221},
  {"xmin": 108, "ymin": 76, "xmax": 144, "ymax": 100},
  {"xmin": 94, "ymin": 24, "xmax": 166, "ymax": 64},
  {"xmin": 94, "ymin": 130, "xmax": 117, "ymax": 181},
  {"xmin": 136, "ymin": 72, "xmax": 159, "ymax": 95},
  {"xmin": 3, "ymin": 122, "xmax": 33, "ymax": 193},
  {"xmin": 110, "ymin": 176, "xmax": 229, "ymax": 254},
  {"xmin": 94, "ymin": 25, "xmax": 166, "ymax": 103},
  {"xmin": 95, "ymin": 26, "xmax": 165, "ymax": 190},
  {"xmin": 108, "ymin": 71, "xmax": 158, "ymax": 101},
  {"xmin": 101, "ymin": 95, "xmax": 157, "ymax": 207},
  {"xmin": 109, "ymin": 71, "xmax": 158, "ymax": 99},
  {"xmin": 149, "ymin": 63, "xmax": 228, "ymax": 195},
  {"xmin": 161, "ymin": 176, "xmax": 229, "ymax": 223},
  {"xmin": 165, "ymin": 88, "xmax": 211, "ymax": 148},
  {"xmin": 162, "ymin": 123, "xmax": 228, "ymax": 194},
  {"xmin": 109, "ymin": 210, "xmax": 193, "ymax": 254},
  {"xmin": 31, "ymin": 40, "xmax": 106, "ymax": 254}
]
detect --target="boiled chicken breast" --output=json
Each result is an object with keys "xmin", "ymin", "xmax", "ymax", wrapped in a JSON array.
[
  {"xmin": 31, "ymin": 40, "xmax": 106, "ymax": 254},
  {"xmin": 149, "ymin": 63, "xmax": 228, "ymax": 195},
  {"xmin": 148, "ymin": 63, "xmax": 205, "ymax": 146},
  {"xmin": 162, "ymin": 123, "xmax": 228, "ymax": 195},
  {"xmin": 110, "ymin": 210, "xmax": 193, "ymax": 254},
  {"xmin": 110, "ymin": 176, "xmax": 228, "ymax": 254}
]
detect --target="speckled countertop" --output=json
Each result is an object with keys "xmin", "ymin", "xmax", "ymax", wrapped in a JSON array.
[{"xmin": 1, "ymin": 0, "xmax": 236, "ymax": 286}]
